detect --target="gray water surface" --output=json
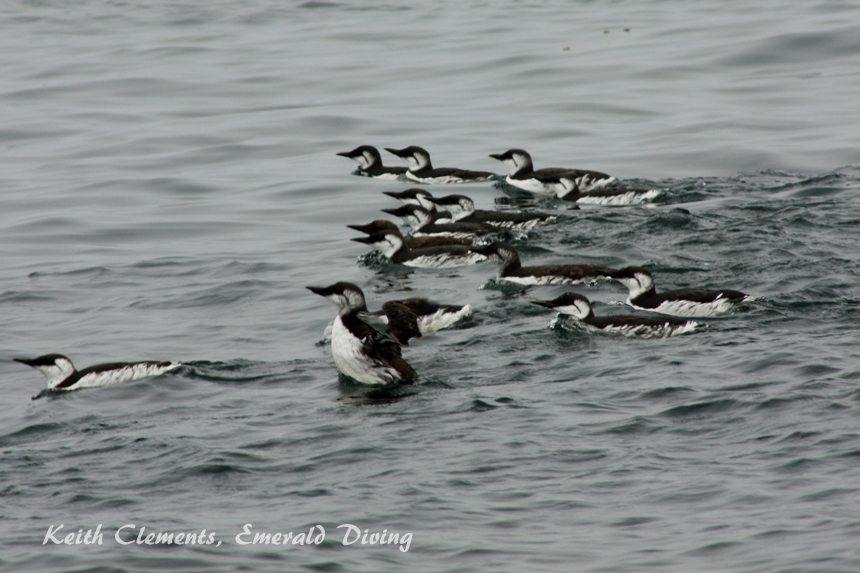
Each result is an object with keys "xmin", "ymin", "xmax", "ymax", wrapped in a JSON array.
[{"xmin": 2, "ymin": 2, "xmax": 860, "ymax": 572}]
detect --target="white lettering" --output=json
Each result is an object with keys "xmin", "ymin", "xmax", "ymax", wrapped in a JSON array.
[
  {"xmin": 338, "ymin": 524, "xmax": 361, "ymax": 546},
  {"xmin": 311, "ymin": 525, "xmax": 325, "ymax": 545},
  {"xmin": 43, "ymin": 524, "xmax": 64, "ymax": 545},
  {"xmin": 253, "ymin": 531, "xmax": 272, "ymax": 544},
  {"xmin": 115, "ymin": 524, "xmax": 135, "ymax": 545},
  {"xmin": 235, "ymin": 523, "xmax": 253, "ymax": 545},
  {"xmin": 399, "ymin": 532, "xmax": 412, "ymax": 552},
  {"xmin": 154, "ymin": 532, "xmax": 174, "ymax": 544}
]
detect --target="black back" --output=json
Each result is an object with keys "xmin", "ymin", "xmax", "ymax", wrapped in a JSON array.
[{"xmin": 342, "ymin": 311, "xmax": 418, "ymax": 381}]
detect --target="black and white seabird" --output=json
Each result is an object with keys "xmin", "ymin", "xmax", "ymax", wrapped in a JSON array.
[
  {"xmin": 532, "ymin": 292, "xmax": 700, "ymax": 338},
  {"xmin": 489, "ymin": 148, "xmax": 617, "ymax": 194},
  {"xmin": 347, "ymin": 220, "xmax": 472, "ymax": 249},
  {"xmin": 382, "ymin": 188, "xmax": 452, "ymax": 224},
  {"xmin": 427, "ymin": 194, "xmax": 557, "ymax": 230},
  {"xmin": 307, "ymin": 283, "xmax": 471, "ymax": 384},
  {"xmin": 352, "ymin": 232, "xmax": 487, "ymax": 269},
  {"xmin": 337, "ymin": 145, "xmax": 407, "ymax": 180},
  {"xmin": 381, "ymin": 204, "xmax": 499, "ymax": 239},
  {"xmin": 307, "ymin": 282, "xmax": 419, "ymax": 385},
  {"xmin": 385, "ymin": 146, "xmax": 497, "ymax": 184},
  {"xmin": 15, "ymin": 354, "xmax": 181, "ymax": 399},
  {"xmin": 470, "ymin": 241, "xmax": 617, "ymax": 286},
  {"xmin": 610, "ymin": 266, "xmax": 753, "ymax": 317}
]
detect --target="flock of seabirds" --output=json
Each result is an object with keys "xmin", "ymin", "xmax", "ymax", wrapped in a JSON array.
[{"xmin": 15, "ymin": 145, "xmax": 753, "ymax": 397}]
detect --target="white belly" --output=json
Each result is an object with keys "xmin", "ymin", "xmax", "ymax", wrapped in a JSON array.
[
  {"xmin": 602, "ymin": 321, "xmax": 700, "ymax": 338},
  {"xmin": 402, "ymin": 252, "xmax": 486, "ymax": 269},
  {"xmin": 418, "ymin": 305, "xmax": 471, "ymax": 333},
  {"xmin": 505, "ymin": 176, "xmax": 557, "ymax": 195},
  {"xmin": 632, "ymin": 297, "xmax": 736, "ymax": 318},
  {"xmin": 576, "ymin": 175, "xmax": 617, "ymax": 192},
  {"xmin": 577, "ymin": 189, "xmax": 661, "ymax": 206},
  {"xmin": 370, "ymin": 172, "xmax": 402, "ymax": 181},
  {"xmin": 330, "ymin": 317, "xmax": 401, "ymax": 385},
  {"xmin": 501, "ymin": 274, "xmax": 600, "ymax": 286},
  {"xmin": 408, "ymin": 172, "xmax": 489, "ymax": 184}
]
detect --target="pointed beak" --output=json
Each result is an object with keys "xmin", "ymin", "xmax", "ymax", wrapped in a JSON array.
[
  {"xmin": 336, "ymin": 151, "xmax": 352, "ymax": 158},
  {"xmin": 306, "ymin": 286, "xmax": 327, "ymax": 296},
  {"xmin": 14, "ymin": 357, "xmax": 36, "ymax": 367},
  {"xmin": 381, "ymin": 208, "xmax": 400, "ymax": 216},
  {"xmin": 385, "ymin": 147, "xmax": 406, "ymax": 158},
  {"xmin": 530, "ymin": 300, "xmax": 554, "ymax": 309},
  {"xmin": 346, "ymin": 224, "xmax": 370, "ymax": 234},
  {"xmin": 382, "ymin": 191, "xmax": 402, "ymax": 199},
  {"xmin": 350, "ymin": 237, "xmax": 374, "ymax": 244},
  {"xmin": 489, "ymin": 153, "xmax": 504, "ymax": 161},
  {"xmin": 469, "ymin": 245, "xmax": 492, "ymax": 256}
]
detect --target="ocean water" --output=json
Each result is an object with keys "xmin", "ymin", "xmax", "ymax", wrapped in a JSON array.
[{"xmin": 2, "ymin": 1, "xmax": 860, "ymax": 571}]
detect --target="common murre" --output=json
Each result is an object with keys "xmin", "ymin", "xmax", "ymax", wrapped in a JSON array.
[
  {"xmin": 307, "ymin": 282, "xmax": 471, "ymax": 385},
  {"xmin": 382, "ymin": 188, "xmax": 452, "ymax": 224},
  {"xmin": 347, "ymin": 220, "xmax": 472, "ymax": 249},
  {"xmin": 427, "ymin": 194, "xmax": 557, "ymax": 230},
  {"xmin": 385, "ymin": 146, "xmax": 497, "ymax": 184},
  {"xmin": 489, "ymin": 148, "xmax": 616, "ymax": 194},
  {"xmin": 531, "ymin": 292, "xmax": 700, "ymax": 338},
  {"xmin": 470, "ymin": 241, "xmax": 617, "ymax": 286},
  {"xmin": 307, "ymin": 282, "xmax": 419, "ymax": 385},
  {"xmin": 610, "ymin": 267, "xmax": 753, "ymax": 317},
  {"xmin": 14, "ymin": 354, "xmax": 181, "ymax": 399},
  {"xmin": 337, "ymin": 145, "xmax": 407, "ymax": 180},
  {"xmin": 381, "ymin": 204, "xmax": 499, "ymax": 239},
  {"xmin": 352, "ymin": 231, "xmax": 488, "ymax": 269}
]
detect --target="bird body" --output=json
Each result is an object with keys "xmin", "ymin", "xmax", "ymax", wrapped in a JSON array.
[
  {"xmin": 386, "ymin": 146, "xmax": 496, "ymax": 184},
  {"xmin": 611, "ymin": 267, "xmax": 752, "ymax": 317},
  {"xmin": 15, "ymin": 354, "xmax": 180, "ymax": 399},
  {"xmin": 532, "ymin": 292, "xmax": 700, "ymax": 338},
  {"xmin": 470, "ymin": 242, "xmax": 616, "ymax": 286}
]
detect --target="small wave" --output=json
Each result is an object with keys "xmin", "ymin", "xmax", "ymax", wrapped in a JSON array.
[
  {"xmin": 660, "ymin": 398, "xmax": 740, "ymax": 419},
  {"xmin": 0, "ymin": 422, "xmax": 64, "ymax": 447}
]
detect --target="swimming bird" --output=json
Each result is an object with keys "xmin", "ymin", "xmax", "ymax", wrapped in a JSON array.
[
  {"xmin": 470, "ymin": 242, "xmax": 616, "ymax": 285},
  {"xmin": 385, "ymin": 146, "xmax": 497, "ymax": 184},
  {"xmin": 347, "ymin": 220, "xmax": 472, "ymax": 249},
  {"xmin": 337, "ymin": 145, "xmax": 407, "ymax": 180},
  {"xmin": 382, "ymin": 188, "xmax": 452, "ymax": 224},
  {"xmin": 489, "ymin": 148, "xmax": 616, "ymax": 194},
  {"xmin": 427, "ymin": 194, "xmax": 557, "ymax": 230},
  {"xmin": 531, "ymin": 292, "xmax": 700, "ymax": 338},
  {"xmin": 15, "ymin": 354, "xmax": 181, "ymax": 399},
  {"xmin": 307, "ymin": 283, "xmax": 471, "ymax": 384},
  {"xmin": 610, "ymin": 266, "xmax": 753, "ymax": 317},
  {"xmin": 307, "ymin": 282, "xmax": 419, "ymax": 385},
  {"xmin": 381, "ymin": 204, "xmax": 499, "ymax": 239},
  {"xmin": 352, "ymin": 231, "xmax": 488, "ymax": 269}
]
